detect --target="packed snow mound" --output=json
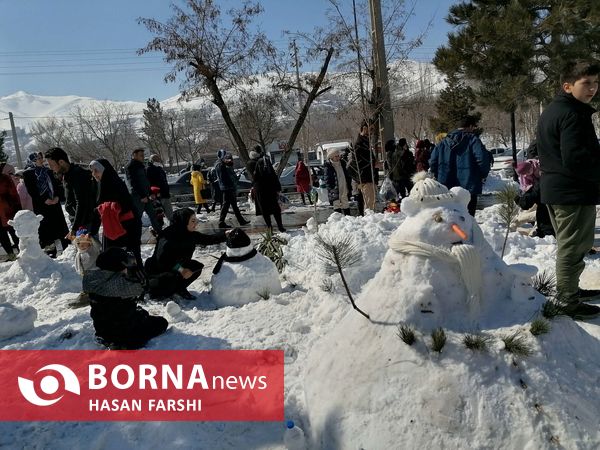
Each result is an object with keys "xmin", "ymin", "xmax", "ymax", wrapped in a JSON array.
[
  {"xmin": 302, "ymin": 179, "xmax": 600, "ymax": 448},
  {"xmin": 0, "ymin": 303, "xmax": 37, "ymax": 339},
  {"xmin": 210, "ymin": 252, "xmax": 282, "ymax": 308},
  {"xmin": 1, "ymin": 210, "xmax": 82, "ymax": 304}
]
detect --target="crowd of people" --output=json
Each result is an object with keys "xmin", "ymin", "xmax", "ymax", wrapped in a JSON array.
[{"xmin": 0, "ymin": 58, "xmax": 598, "ymax": 348}]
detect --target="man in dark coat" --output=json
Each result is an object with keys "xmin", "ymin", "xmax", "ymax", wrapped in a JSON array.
[
  {"xmin": 125, "ymin": 148, "xmax": 162, "ymax": 233},
  {"xmin": 23, "ymin": 152, "xmax": 69, "ymax": 256},
  {"xmin": 246, "ymin": 146, "xmax": 285, "ymax": 232},
  {"xmin": 348, "ymin": 123, "xmax": 378, "ymax": 212},
  {"xmin": 45, "ymin": 147, "xmax": 98, "ymax": 239},
  {"xmin": 386, "ymin": 138, "xmax": 416, "ymax": 198},
  {"xmin": 536, "ymin": 59, "xmax": 600, "ymax": 319},
  {"xmin": 83, "ymin": 247, "xmax": 168, "ymax": 349},
  {"xmin": 429, "ymin": 115, "xmax": 491, "ymax": 216},
  {"xmin": 145, "ymin": 208, "xmax": 227, "ymax": 299},
  {"xmin": 147, "ymin": 154, "xmax": 173, "ymax": 222},
  {"xmin": 215, "ymin": 149, "xmax": 249, "ymax": 228}
]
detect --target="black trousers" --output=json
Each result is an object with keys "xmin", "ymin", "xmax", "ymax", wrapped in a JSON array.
[
  {"xmin": 467, "ymin": 193, "xmax": 478, "ymax": 217},
  {"xmin": 147, "ymin": 259, "xmax": 203, "ymax": 298},
  {"xmin": 219, "ymin": 190, "xmax": 244, "ymax": 223},
  {"xmin": 0, "ymin": 226, "xmax": 17, "ymax": 255}
]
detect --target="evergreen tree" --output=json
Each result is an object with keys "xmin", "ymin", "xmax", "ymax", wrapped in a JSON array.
[
  {"xmin": 433, "ymin": 1, "xmax": 600, "ymax": 159},
  {"xmin": 430, "ymin": 74, "xmax": 480, "ymax": 133},
  {"xmin": 141, "ymin": 98, "xmax": 170, "ymax": 166}
]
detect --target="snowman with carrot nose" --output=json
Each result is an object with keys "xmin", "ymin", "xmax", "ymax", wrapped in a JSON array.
[{"xmin": 355, "ymin": 172, "xmax": 528, "ymax": 332}]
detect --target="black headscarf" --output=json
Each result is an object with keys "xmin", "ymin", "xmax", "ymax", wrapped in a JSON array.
[
  {"xmin": 170, "ymin": 208, "xmax": 195, "ymax": 232},
  {"xmin": 94, "ymin": 159, "xmax": 134, "ymax": 213}
]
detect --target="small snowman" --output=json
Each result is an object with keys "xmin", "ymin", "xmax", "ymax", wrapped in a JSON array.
[
  {"xmin": 7, "ymin": 210, "xmax": 56, "ymax": 279},
  {"xmin": 210, "ymin": 228, "xmax": 282, "ymax": 307}
]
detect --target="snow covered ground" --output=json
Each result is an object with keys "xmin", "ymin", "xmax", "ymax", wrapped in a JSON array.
[{"xmin": 1, "ymin": 172, "xmax": 600, "ymax": 449}]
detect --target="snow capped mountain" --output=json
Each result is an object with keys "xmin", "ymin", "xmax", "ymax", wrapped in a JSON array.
[{"xmin": 0, "ymin": 60, "xmax": 444, "ymax": 159}]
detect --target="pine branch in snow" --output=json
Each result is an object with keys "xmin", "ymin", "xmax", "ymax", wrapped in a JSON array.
[
  {"xmin": 495, "ymin": 184, "xmax": 520, "ymax": 258},
  {"xmin": 257, "ymin": 228, "xmax": 288, "ymax": 273},
  {"xmin": 532, "ymin": 270, "xmax": 556, "ymax": 298},
  {"xmin": 431, "ymin": 327, "xmax": 447, "ymax": 353},
  {"xmin": 320, "ymin": 277, "xmax": 333, "ymax": 292},
  {"xmin": 397, "ymin": 324, "xmax": 416, "ymax": 346},
  {"xmin": 541, "ymin": 299, "xmax": 566, "ymax": 320},
  {"xmin": 314, "ymin": 233, "xmax": 369, "ymax": 319},
  {"xmin": 463, "ymin": 333, "xmax": 493, "ymax": 351},
  {"xmin": 501, "ymin": 331, "xmax": 533, "ymax": 357},
  {"xmin": 256, "ymin": 289, "xmax": 271, "ymax": 300},
  {"xmin": 529, "ymin": 318, "xmax": 550, "ymax": 336}
]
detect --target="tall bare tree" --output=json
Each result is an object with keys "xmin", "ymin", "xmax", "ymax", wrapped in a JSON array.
[
  {"xmin": 138, "ymin": 0, "xmax": 271, "ymax": 163},
  {"xmin": 232, "ymin": 91, "xmax": 282, "ymax": 151},
  {"xmin": 70, "ymin": 103, "xmax": 141, "ymax": 168}
]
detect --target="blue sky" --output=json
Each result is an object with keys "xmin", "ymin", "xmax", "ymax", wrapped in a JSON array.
[{"xmin": 0, "ymin": 0, "xmax": 455, "ymax": 102}]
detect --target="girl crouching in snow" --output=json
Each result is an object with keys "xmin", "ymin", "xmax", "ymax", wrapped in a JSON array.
[
  {"xmin": 83, "ymin": 247, "xmax": 168, "ymax": 349},
  {"xmin": 73, "ymin": 228, "xmax": 101, "ymax": 276}
]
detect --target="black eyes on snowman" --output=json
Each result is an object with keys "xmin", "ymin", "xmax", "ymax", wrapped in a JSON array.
[{"xmin": 433, "ymin": 213, "xmax": 444, "ymax": 223}]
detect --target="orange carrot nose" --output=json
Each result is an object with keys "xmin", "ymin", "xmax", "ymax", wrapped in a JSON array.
[{"xmin": 451, "ymin": 223, "xmax": 468, "ymax": 240}]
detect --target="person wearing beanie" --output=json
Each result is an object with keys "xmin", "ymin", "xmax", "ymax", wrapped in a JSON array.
[
  {"xmin": 22, "ymin": 151, "xmax": 69, "ymax": 258},
  {"xmin": 386, "ymin": 138, "xmax": 416, "ymax": 199},
  {"xmin": 324, "ymin": 147, "xmax": 352, "ymax": 215},
  {"xmin": 215, "ymin": 151, "xmax": 249, "ymax": 228},
  {"xmin": 144, "ymin": 207, "xmax": 227, "ymax": 300},
  {"xmin": 89, "ymin": 159, "xmax": 143, "ymax": 269},
  {"xmin": 146, "ymin": 154, "xmax": 173, "ymax": 222},
  {"xmin": 83, "ymin": 247, "xmax": 168, "ymax": 349},
  {"xmin": 246, "ymin": 149, "xmax": 285, "ymax": 232},
  {"xmin": 429, "ymin": 115, "xmax": 491, "ymax": 216},
  {"xmin": 190, "ymin": 164, "xmax": 211, "ymax": 214}
]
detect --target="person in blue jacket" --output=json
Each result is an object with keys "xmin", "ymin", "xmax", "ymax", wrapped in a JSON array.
[{"xmin": 429, "ymin": 115, "xmax": 491, "ymax": 216}]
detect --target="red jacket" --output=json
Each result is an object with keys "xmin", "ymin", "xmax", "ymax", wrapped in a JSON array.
[
  {"xmin": 0, "ymin": 173, "xmax": 21, "ymax": 227},
  {"xmin": 97, "ymin": 202, "xmax": 134, "ymax": 240},
  {"xmin": 295, "ymin": 161, "xmax": 311, "ymax": 193}
]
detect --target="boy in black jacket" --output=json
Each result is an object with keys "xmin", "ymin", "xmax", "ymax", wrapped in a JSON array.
[{"xmin": 537, "ymin": 59, "xmax": 600, "ymax": 319}]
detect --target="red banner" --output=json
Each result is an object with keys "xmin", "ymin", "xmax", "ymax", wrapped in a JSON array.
[{"xmin": 0, "ymin": 350, "xmax": 284, "ymax": 421}]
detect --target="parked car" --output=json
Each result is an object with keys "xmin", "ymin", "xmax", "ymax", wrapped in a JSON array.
[
  {"xmin": 237, "ymin": 165, "xmax": 298, "ymax": 193},
  {"xmin": 492, "ymin": 148, "xmax": 527, "ymax": 169}
]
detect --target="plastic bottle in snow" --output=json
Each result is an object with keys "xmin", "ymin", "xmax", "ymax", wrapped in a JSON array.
[{"xmin": 283, "ymin": 420, "xmax": 307, "ymax": 450}]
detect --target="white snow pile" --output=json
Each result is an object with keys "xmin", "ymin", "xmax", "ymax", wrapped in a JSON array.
[
  {"xmin": 1, "ymin": 182, "xmax": 600, "ymax": 448},
  {"xmin": 304, "ymin": 174, "xmax": 600, "ymax": 449}
]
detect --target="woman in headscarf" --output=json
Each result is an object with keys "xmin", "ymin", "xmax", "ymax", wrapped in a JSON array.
[
  {"xmin": 23, "ymin": 152, "xmax": 69, "ymax": 257},
  {"xmin": 89, "ymin": 159, "xmax": 142, "ymax": 268},
  {"xmin": 144, "ymin": 207, "xmax": 226, "ymax": 300}
]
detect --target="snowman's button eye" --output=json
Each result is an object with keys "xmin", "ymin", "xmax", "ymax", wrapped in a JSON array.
[{"xmin": 433, "ymin": 213, "xmax": 443, "ymax": 223}]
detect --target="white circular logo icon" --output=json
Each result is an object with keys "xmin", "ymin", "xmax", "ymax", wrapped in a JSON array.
[{"xmin": 18, "ymin": 364, "xmax": 80, "ymax": 406}]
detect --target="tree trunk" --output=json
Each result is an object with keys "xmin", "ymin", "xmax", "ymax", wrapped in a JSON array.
[
  {"xmin": 204, "ymin": 76, "xmax": 249, "ymax": 162},
  {"xmin": 276, "ymin": 47, "xmax": 335, "ymax": 175},
  {"xmin": 510, "ymin": 108, "xmax": 518, "ymax": 181}
]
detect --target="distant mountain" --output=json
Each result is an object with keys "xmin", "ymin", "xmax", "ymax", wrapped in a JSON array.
[{"xmin": 0, "ymin": 60, "xmax": 444, "ymax": 159}]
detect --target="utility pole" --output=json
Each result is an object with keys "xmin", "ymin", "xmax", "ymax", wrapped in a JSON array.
[
  {"xmin": 292, "ymin": 40, "xmax": 309, "ymax": 161},
  {"xmin": 368, "ymin": 0, "xmax": 394, "ymax": 151},
  {"xmin": 353, "ymin": 0, "xmax": 368, "ymax": 121},
  {"xmin": 8, "ymin": 112, "xmax": 23, "ymax": 169}
]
